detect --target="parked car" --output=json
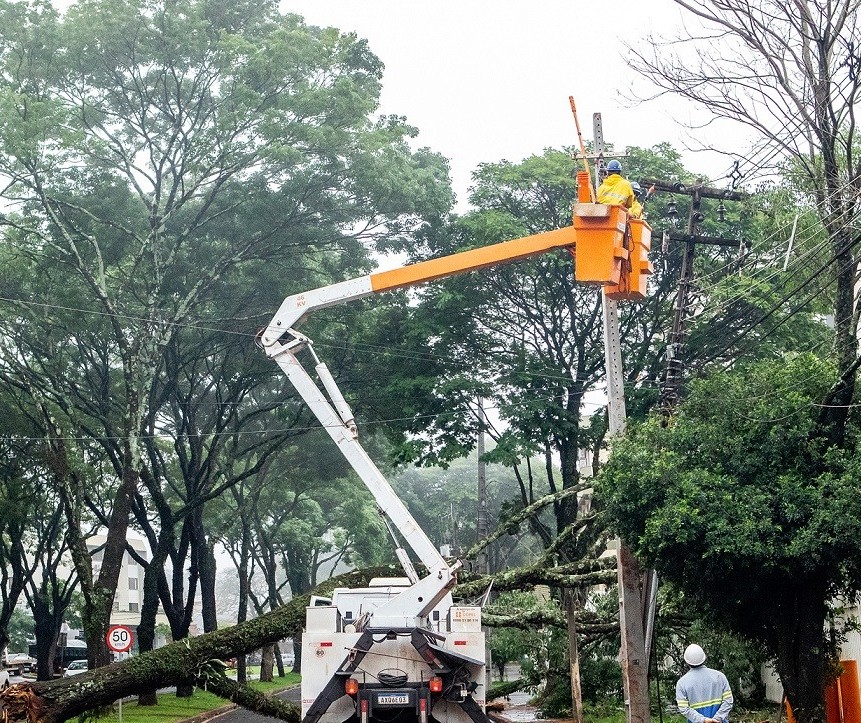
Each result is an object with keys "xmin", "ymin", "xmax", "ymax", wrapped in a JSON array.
[
  {"xmin": 63, "ymin": 660, "xmax": 89, "ymax": 677},
  {"xmin": 0, "ymin": 666, "xmax": 9, "ymax": 689},
  {"xmin": 280, "ymin": 651, "xmax": 295, "ymax": 668}
]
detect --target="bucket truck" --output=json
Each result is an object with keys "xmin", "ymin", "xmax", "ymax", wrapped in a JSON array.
[{"xmin": 258, "ymin": 194, "xmax": 651, "ymax": 723}]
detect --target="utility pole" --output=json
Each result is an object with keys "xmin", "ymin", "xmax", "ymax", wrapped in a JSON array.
[
  {"xmin": 594, "ymin": 113, "xmax": 650, "ymax": 723},
  {"xmin": 646, "ymin": 179, "xmax": 746, "ymax": 417}
]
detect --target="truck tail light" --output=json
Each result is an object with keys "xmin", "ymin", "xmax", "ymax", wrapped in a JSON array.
[
  {"xmin": 430, "ymin": 676, "xmax": 443, "ymax": 693},
  {"xmin": 345, "ymin": 678, "xmax": 359, "ymax": 696}
]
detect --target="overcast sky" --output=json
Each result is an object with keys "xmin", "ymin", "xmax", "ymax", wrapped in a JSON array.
[{"xmin": 280, "ymin": 0, "xmax": 754, "ymax": 209}]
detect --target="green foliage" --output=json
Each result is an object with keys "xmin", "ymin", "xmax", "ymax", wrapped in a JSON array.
[
  {"xmin": 373, "ymin": 144, "xmax": 697, "ymax": 492},
  {"xmin": 487, "ymin": 592, "xmax": 547, "ymax": 676},
  {"xmin": 0, "ymin": 0, "xmax": 455, "ymax": 651},
  {"xmin": 7, "ymin": 609, "xmax": 34, "ymax": 652},
  {"xmin": 581, "ymin": 656, "xmax": 624, "ymax": 704},
  {"xmin": 599, "ymin": 353, "xmax": 861, "ymax": 658}
]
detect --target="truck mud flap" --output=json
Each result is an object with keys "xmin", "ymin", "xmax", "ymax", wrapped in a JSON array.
[
  {"xmin": 303, "ymin": 630, "xmax": 378, "ymax": 723},
  {"xmin": 459, "ymin": 696, "xmax": 492, "ymax": 723}
]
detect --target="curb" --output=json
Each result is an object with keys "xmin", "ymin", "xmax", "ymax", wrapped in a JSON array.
[{"xmin": 182, "ymin": 703, "xmax": 238, "ymax": 723}]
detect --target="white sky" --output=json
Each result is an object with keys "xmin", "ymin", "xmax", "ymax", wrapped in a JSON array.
[{"xmin": 280, "ymin": 0, "xmax": 754, "ymax": 210}]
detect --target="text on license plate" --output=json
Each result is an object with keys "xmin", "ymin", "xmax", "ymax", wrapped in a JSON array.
[{"xmin": 377, "ymin": 694, "xmax": 409, "ymax": 705}]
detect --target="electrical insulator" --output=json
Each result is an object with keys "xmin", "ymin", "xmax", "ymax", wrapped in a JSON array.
[
  {"xmin": 667, "ymin": 199, "xmax": 679, "ymax": 219},
  {"xmin": 717, "ymin": 201, "xmax": 727, "ymax": 221}
]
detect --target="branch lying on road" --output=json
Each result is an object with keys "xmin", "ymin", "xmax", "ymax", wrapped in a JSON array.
[{"xmin": 200, "ymin": 671, "xmax": 300, "ymax": 722}]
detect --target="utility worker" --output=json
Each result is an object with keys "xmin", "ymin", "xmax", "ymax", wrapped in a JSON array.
[
  {"xmin": 630, "ymin": 182, "xmax": 645, "ymax": 219},
  {"xmin": 676, "ymin": 644, "xmax": 734, "ymax": 723},
  {"xmin": 597, "ymin": 159, "xmax": 635, "ymax": 209}
]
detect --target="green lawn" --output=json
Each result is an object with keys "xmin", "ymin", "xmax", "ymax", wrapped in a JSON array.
[{"xmin": 96, "ymin": 672, "xmax": 301, "ymax": 723}]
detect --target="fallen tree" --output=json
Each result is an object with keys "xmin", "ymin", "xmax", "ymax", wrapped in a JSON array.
[
  {"xmin": 0, "ymin": 551, "xmax": 619, "ymax": 723},
  {"xmin": 0, "ymin": 568, "xmax": 378, "ymax": 723}
]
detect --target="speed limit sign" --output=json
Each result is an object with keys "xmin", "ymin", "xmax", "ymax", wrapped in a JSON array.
[{"xmin": 106, "ymin": 625, "xmax": 134, "ymax": 653}]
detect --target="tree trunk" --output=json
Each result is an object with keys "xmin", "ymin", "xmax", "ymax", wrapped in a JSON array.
[
  {"xmin": 87, "ymin": 457, "xmax": 140, "ymax": 669},
  {"xmin": 564, "ymin": 590, "xmax": 584, "ymax": 723},
  {"xmin": 773, "ymin": 583, "xmax": 829, "ymax": 723},
  {"xmin": 201, "ymin": 539, "xmax": 218, "ymax": 633},
  {"xmin": 260, "ymin": 645, "xmax": 275, "ymax": 682},
  {"xmin": 236, "ymin": 517, "xmax": 252, "ymax": 685},
  {"xmin": 32, "ymin": 595, "xmax": 61, "ymax": 682},
  {"xmin": 136, "ymin": 510, "xmax": 173, "ymax": 706},
  {"xmin": 293, "ymin": 637, "xmax": 302, "ymax": 675}
]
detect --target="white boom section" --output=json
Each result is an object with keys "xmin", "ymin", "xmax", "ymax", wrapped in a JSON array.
[
  {"xmin": 261, "ymin": 294, "xmax": 457, "ymax": 625},
  {"xmin": 260, "ymin": 277, "xmax": 376, "ymax": 347}
]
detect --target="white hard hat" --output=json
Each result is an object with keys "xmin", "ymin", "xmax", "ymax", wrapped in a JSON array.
[{"xmin": 684, "ymin": 643, "xmax": 706, "ymax": 666}]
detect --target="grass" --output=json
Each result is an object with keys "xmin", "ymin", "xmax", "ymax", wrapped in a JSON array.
[
  {"xmin": 581, "ymin": 701, "xmax": 780, "ymax": 723},
  {"xmin": 94, "ymin": 672, "xmax": 301, "ymax": 723}
]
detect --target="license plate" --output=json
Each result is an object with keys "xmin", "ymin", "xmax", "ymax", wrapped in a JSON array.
[{"xmin": 377, "ymin": 694, "xmax": 409, "ymax": 705}]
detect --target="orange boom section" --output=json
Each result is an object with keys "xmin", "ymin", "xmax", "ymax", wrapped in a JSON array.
[
  {"xmin": 370, "ymin": 217, "xmax": 634, "ymax": 294},
  {"xmin": 370, "ymin": 226, "xmax": 582, "ymax": 292}
]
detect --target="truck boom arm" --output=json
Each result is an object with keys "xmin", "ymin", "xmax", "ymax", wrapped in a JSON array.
[
  {"xmin": 260, "ymin": 225, "xmax": 578, "ymax": 344},
  {"xmin": 260, "ymin": 222, "xmax": 605, "ymax": 623}
]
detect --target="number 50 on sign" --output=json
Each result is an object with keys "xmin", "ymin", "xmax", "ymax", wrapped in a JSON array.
[{"xmin": 106, "ymin": 625, "xmax": 134, "ymax": 653}]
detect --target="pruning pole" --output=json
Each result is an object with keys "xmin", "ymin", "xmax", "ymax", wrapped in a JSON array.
[{"xmin": 569, "ymin": 96, "xmax": 596, "ymax": 202}]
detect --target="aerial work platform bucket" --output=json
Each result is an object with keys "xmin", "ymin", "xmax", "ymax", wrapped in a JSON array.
[
  {"xmin": 572, "ymin": 203, "xmax": 628, "ymax": 285},
  {"xmin": 605, "ymin": 217, "xmax": 654, "ymax": 300}
]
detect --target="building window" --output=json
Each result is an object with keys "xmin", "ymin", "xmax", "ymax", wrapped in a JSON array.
[
  {"xmin": 128, "ymin": 578, "xmax": 138, "ymax": 590},
  {"xmin": 128, "ymin": 602, "xmax": 139, "ymax": 613},
  {"xmin": 113, "ymin": 599, "xmax": 120, "ymax": 612}
]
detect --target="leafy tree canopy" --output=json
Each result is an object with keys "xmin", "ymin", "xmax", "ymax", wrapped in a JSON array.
[{"xmin": 598, "ymin": 353, "xmax": 861, "ymax": 715}]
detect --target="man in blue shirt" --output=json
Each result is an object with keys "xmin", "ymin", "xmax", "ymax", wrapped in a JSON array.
[{"xmin": 676, "ymin": 643, "xmax": 734, "ymax": 723}]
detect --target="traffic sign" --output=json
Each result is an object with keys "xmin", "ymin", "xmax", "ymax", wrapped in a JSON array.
[{"xmin": 106, "ymin": 625, "xmax": 133, "ymax": 653}]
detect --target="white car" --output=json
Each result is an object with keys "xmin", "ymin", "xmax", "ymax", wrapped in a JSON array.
[
  {"xmin": 0, "ymin": 667, "xmax": 9, "ymax": 689},
  {"xmin": 63, "ymin": 660, "xmax": 89, "ymax": 677}
]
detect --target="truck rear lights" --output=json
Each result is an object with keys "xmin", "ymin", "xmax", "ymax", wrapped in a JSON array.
[
  {"xmin": 454, "ymin": 640, "xmax": 467, "ymax": 645},
  {"xmin": 345, "ymin": 678, "xmax": 360, "ymax": 696},
  {"xmin": 429, "ymin": 676, "xmax": 443, "ymax": 693},
  {"xmin": 319, "ymin": 641, "xmax": 333, "ymax": 647}
]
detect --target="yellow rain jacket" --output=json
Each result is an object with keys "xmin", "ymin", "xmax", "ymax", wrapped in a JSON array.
[
  {"xmin": 597, "ymin": 173, "xmax": 635, "ymax": 209},
  {"xmin": 630, "ymin": 199, "xmax": 644, "ymax": 219}
]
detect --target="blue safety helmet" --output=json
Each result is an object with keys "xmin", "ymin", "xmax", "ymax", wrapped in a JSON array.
[{"xmin": 607, "ymin": 159, "xmax": 623, "ymax": 173}]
